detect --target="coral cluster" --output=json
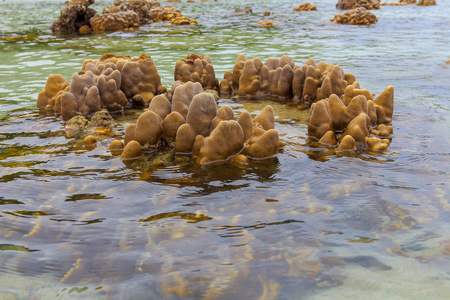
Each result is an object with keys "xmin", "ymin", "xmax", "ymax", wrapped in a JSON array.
[
  {"xmin": 174, "ymin": 54, "xmax": 218, "ymax": 90},
  {"xmin": 257, "ymin": 20, "xmax": 277, "ymax": 27},
  {"xmin": 38, "ymin": 53, "xmax": 396, "ymax": 164},
  {"xmin": 380, "ymin": 0, "xmax": 415, "ymax": 5},
  {"xmin": 121, "ymin": 82, "xmax": 280, "ymax": 164},
  {"xmin": 104, "ymin": 0, "xmax": 160, "ymax": 24},
  {"xmin": 219, "ymin": 55, "xmax": 358, "ymax": 108},
  {"xmin": 417, "ymin": 0, "xmax": 436, "ymax": 6},
  {"xmin": 234, "ymin": 9, "xmax": 253, "ymax": 13},
  {"xmin": 90, "ymin": 10, "xmax": 140, "ymax": 32},
  {"xmin": 37, "ymin": 54, "xmax": 166, "ymax": 120},
  {"xmin": 51, "ymin": 0, "xmax": 97, "ymax": 34},
  {"xmin": 308, "ymin": 85, "xmax": 394, "ymax": 151},
  {"xmin": 51, "ymin": 0, "xmax": 197, "ymax": 33},
  {"xmin": 336, "ymin": 0, "xmax": 381, "ymax": 9},
  {"xmin": 331, "ymin": 7, "xmax": 378, "ymax": 25},
  {"xmin": 150, "ymin": 5, "xmax": 198, "ymax": 25},
  {"xmin": 293, "ymin": 3, "xmax": 318, "ymax": 11}
]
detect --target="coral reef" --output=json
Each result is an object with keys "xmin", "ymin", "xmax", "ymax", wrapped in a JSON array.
[
  {"xmin": 90, "ymin": 10, "xmax": 140, "ymax": 32},
  {"xmin": 219, "ymin": 55, "xmax": 359, "ymax": 108},
  {"xmin": 51, "ymin": 0, "xmax": 97, "ymax": 34},
  {"xmin": 258, "ymin": 20, "xmax": 277, "ymax": 27},
  {"xmin": 123, "ymin": 86, "xmax": 281, "ymax": 165},
  {"xmin": 37, "ymin": 53, "xmax": 165, "ymax": 120},
  {"xmin": 417, "ymin": 0, "xmax": 436, "ymax": 6},
  {"xmin": 150, "ymin": 5, "xmax": 198, "ymax": 25},
  {"xmin": 307, "ymin": 85, "xmax": 394, "ymax": 152},
  {"xmin": 336, "ymin": 0, "xmax": 381, "ymax": 10},
  {"xmin": 38, "ymin": 53, "xmax": 395, "ymax": 164},
  {"xmin": 174, "ymin": 54, "xmax": 219, "ymax": 90},
  {"xmin": 380, "ymin": 0, "xmax": 415, "ymax": 5},
  {"xmin": 51, "ymin": 0, "xmax": 197, "ymax": 34},
  {"xmin": 104, "ymin": 0, "xmax": 160, "ymax": 24},
  {"xmin": 331, "ymin": 7, "xmax": 378, "ymax": 25},
  {"xmin": 64, "ymin": 110, "xmax": 117, "ymax": 138},
  {"xmin": 234, "ymin": 9, "xmax": 253, "ymax": 13},
  {"xmin": 293, "ymin": 3, "xmax": 318, "ymax": 11}
]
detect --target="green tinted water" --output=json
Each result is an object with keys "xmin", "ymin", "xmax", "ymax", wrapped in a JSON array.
[{"xmin": 0, "ymin": 0, "xmax": 449, "ymax": 299}]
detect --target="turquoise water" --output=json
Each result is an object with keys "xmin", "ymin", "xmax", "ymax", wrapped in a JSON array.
[{"xmin": 0, "ymin": 0, "xmax": 449, "ymax": 299}]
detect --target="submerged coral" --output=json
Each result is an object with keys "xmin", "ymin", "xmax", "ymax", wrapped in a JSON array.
[
  {"xmin": 331, "ymin": 7, "xmax": 378, "ymax": 25},
  {"xmin": 258, "ymin": 20, "xmax": 277, "ymax": 27},
  {"xmin": 174, "ymin": 54, "xmax": 218, "ymax": 90},
  {"xmin": 336, "ymin": 0, "xmax": 381, "ymax": 10},
  {"xmin": 234, "ymin": 9, "xmax": 253, "ymax": 13},
  {"xmin": 293, "ymin": 3, "xmax": 318, "ymax": 11},
  {"xmin": 65, "ymin": 110, "xmax": 117, "ymax": 138}
]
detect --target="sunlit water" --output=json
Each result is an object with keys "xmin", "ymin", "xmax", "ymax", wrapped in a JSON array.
[{"xmin": 0, "ymin": 0, "xmax": 449, "ymax": 299}]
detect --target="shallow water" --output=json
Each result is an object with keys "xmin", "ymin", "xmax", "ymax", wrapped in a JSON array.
[{"xmin": 0, "ymin": 0, "xmax": 449, "ymax": 299}]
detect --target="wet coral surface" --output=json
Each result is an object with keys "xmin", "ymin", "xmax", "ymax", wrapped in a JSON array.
[
  {"xmin": 331, "ymin": 7, "xmax": 378, "ymax": 25},
  {"xmin": 0, "ymin": 0, "xmax": 449, "ymax": 299}
]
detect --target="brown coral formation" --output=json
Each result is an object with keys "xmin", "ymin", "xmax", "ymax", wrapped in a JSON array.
[
  {"xmin": 51, "ymin": 0, "xmax": 197, "ymax": 34},
  {"xmin": 380, "ymin": 0, "xmax": 415, "ymax": 5},
  {"xmin": 336, "ymin": 0, "xmax": 381, "ymax": 10},
  {"xmin": 51, "ymin": 0, "xmax": 97, "ymax": 34},
  {"xmin": 150, "ymin": 5, "xmax": 198, "ymax": 25},
  {"xmin": 122, "ymin": 85, "xmax": 281, "ymax": 164},
  {"xmin": 293, "ymin": 3, "xmax": 318, "ymax": 11},
  {"xmin": 234, "ymin": 9, "xmax": 253, "ymax": 13},
  {"xmin": 417, "ymin": 0, "xmax": 436, "ymax": 5},
  {"xmin": 90, "ymin": 10, "xmax": 140, "ymax": 32},
  {"xmin": 331, "ymin": 7, "xmax": 378, "ymax": 25},
  {"xmin": 104, "ymin": 0, "xmax": 160, "ymax": 24},
  {"xmin": 219, "ymin": 55, "xmax": 359, "ymax": 108},
  {"xmin": 37, "ymin": 53, "xmax": 165, "ymax": 120},
  {"xmin": 307, "ymin": 85, "xmax": 394, "ymax": 152},
  {"xmin": 258, "ymin": 20, "xmax": 277, "ymax": 27},
  {"xmin": 174, "ymin": 54, "xmax": 218, "ymax": 90}
]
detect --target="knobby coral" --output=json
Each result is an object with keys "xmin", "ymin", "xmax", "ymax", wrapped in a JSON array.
[
  {"xmin": 307, "ymin": 85, "xmax": 394, "ymax": 152},
  {"xmin": 219, "ymin": 55, "xmax": 360, "ymax": 108},
  {"xmin": 51, "ymin": 0, "xmax": 97, "ymax": 34},
  {"xmin": 336, "ymin": 0, "xmax": 381, "ymax": 10},
  {"xmin": 38, "ymin": 53, "xmax": 395, "ymax": 167},
  {"xmin": 331, "ymin": 7, "xmax": 378, "ymax": 25},
  {"xmin": 293, "ymin": 3, "xmax": 318, "ymax": 11},
  {"xmin": 174, "ymin": 54, "xmax": 218, "ymax": 90},
  {"xmin": 122, "ymin": 83, "xmax": 281, "ymax": 165},
  {"xmin": 37, "ymin": 53, "xmax": 166, "ymax": 120},
  {"xmin": 51, "ymin": 0, "xmax": 197, "ymax": 34}
]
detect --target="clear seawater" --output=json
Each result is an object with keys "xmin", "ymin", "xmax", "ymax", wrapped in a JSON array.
[{"xmin": 0, "ymin": 0, "xmax": 449, "ymax": 299}]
